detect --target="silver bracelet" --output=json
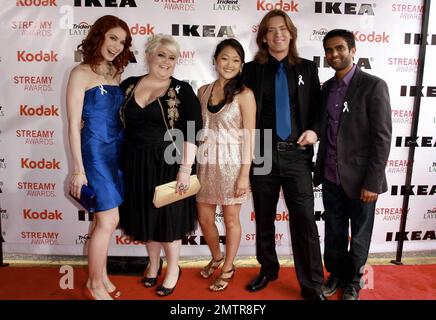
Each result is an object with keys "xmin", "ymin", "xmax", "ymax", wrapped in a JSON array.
[{"xmin": 179, "ymin": 165, "xmax": 192, "ymax": 174}]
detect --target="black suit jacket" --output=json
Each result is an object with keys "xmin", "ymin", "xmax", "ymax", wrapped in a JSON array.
[
  {"xmin": 313, "ymin": 66, "xmax": 392, "ymax": 198},
  {"xmin": 242, "ymin": 58, "xmax": 322, "ymax": 143}
]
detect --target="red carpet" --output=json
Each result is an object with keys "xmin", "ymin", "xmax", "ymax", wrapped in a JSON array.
[{"xmin": 0, "ymin": 264, "xmax": 435, "ymax": 300}]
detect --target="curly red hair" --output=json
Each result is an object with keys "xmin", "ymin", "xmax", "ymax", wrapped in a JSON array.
[{"xmin": 77, "ymin": 15, "xmax": 132, "ymax": 76}]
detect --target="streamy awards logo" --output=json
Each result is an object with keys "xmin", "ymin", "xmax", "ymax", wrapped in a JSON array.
[
  {"xmin": 21, "ymin": 231, "xmax": 60, "ymax": 245},
  {"xmin": 245, "ymin": 231, "xmax": 285, "ymax": 246},
  {"xmin": 391, "ymin": 108, "xmax": 414, "ymax": 125},
  {"xmin": 376, "ymin": 207, "xmax": 408, "ymax": 222},
  {"xmin": 18, "ymin": 181, "xmax": 56, "ymax": 197},
  {"xmin": 392, "ymin": 3, "xmax": 423, "ymax": 20},
  {"xmin": 386, "ymin": 159, "xmax": 410, "ymax": 174},
  {"xmin": 16, "ymin": 129, "xmax": 55, "ymax": 145},
  {"xmin": 177, "ymin": 50, "xmax": 196, "ymax": 66},
  {"xmin": 13, "ymin": 75, "xmax": 53, "ymax": 92},
  {"xmin": 11, "ymin": 20, "xmax": 53, "ymax": 37},
  {"xmin": 154, "ymin": 0, "xmax": 195, "ymax": 11},
  {"xmin": 388, "ymin": 57, "xmax": 419, "ymax": 73}
]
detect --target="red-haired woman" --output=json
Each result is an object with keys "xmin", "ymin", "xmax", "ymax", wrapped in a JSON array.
[{"xmin": 66, "ymin": 15, "xmax": 132, "ymax": 300}]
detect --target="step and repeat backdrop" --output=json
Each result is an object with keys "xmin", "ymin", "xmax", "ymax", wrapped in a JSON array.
[{"xmin": 0, "ymin": 0, "xmax": 435, "ymax": 257}]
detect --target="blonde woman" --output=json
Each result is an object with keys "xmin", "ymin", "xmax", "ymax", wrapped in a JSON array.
[{"xmin": 119, "ymin": 34, "xmax": 202, "ymax": 297}]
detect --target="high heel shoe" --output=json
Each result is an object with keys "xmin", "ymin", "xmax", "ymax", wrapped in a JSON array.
[
  {"xmin": 200, "ymin": 254, "xmax": 224, "ymax": 279},
  {"xmin": 142, "ymin": 257, "xmax": 163, "ymax": 287},
  {"xmin": 209, "ymin": 264, "xmax": 236, "ymax": 292},
  {"xmin": 156, "ymin": 266, "xmax": 181, "ymax": 297}
]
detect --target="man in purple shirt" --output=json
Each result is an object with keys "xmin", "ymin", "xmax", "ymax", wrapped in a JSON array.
[{"xmin": 314, "ymin": 29, "xmax": 392, "ymax": 300}]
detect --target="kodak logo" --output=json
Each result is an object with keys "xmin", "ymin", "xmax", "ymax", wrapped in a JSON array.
[{"xmin": 21, "ymin": 158, "xmax": 61, "ymax": 170}]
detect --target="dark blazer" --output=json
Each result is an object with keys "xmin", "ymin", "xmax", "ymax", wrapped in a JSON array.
[
  {"xmin": 242, "ymin": 58, "xmax": 322, "ymax": 153},
  {"xmin": 313, "ymin": 66, "xmax": 392, "ymax": 199}
]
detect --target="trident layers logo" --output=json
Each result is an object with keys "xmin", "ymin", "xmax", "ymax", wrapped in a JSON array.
[{"xmin": 212, "ymin": 0, "xmax": 240, "ymax": 11}]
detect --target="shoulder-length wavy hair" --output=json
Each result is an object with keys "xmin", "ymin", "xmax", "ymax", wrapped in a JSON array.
[
  {"xmin": 213, "ymin": 38, "xmax": 245, "ymax": 104},
  {"xmin": 254, "ymin": 9, "xmax": 300, "ymax": 65},
  {"xmin": 77, "ymin": 15, "xmax": 132, "ymax": 76}
]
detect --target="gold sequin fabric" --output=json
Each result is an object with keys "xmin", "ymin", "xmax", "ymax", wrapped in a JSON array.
[{"xmin": 196, "ymin": 83, "xmax": 248, "ymax": 205}]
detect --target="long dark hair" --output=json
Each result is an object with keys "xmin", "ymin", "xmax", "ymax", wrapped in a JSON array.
[
  {"xmin": 77, "ymin": 15, "xmax": 133, "ymax": 76},
  {"xmin": 254, "ymin": 9, "xmax": 300, "ymax": 65},
  {"xmin": 213, "ymin": 38, "xmax": 245, "ymax": 104}
]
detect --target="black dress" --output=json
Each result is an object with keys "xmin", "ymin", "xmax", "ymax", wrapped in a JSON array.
[{"xmin": 119, "ymin": 76, "xmax": 202, "ymax": 242}]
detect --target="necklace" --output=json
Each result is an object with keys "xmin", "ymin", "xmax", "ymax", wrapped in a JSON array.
[
  {"xmin": 97, "ymin": 62, "xmax": 114, "ymax": 82},
  {"xmin": 208, "ymin": 81, "xmax": 225, "ymax": 106}
]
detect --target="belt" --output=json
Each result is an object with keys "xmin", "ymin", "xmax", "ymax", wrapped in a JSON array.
[{"xmin": 276, "ymin": 141, "xmax": 306, "ymax": 151}]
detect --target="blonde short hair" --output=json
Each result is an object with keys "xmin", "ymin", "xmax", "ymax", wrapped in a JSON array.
[{"xmin": 144, "ymin": 33, "xmax": 180, "ymax": 58}]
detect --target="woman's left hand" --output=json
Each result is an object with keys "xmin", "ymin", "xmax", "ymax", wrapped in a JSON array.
[
  {"xmin": 176, "ymin": 171, "xmax": 190, "ymax": 195},
  {"xmin": 235, "ymin": 174, "xmax": 250, "ymax": 198}
]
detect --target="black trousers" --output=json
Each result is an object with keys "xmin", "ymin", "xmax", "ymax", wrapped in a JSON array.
[
  {"xmin": 250, "ymin": 149, "xmax": 324, "ymax": 294},
  {"xmin": 322, "ymin": 179, "xmax": 376, "ymax": 290}
]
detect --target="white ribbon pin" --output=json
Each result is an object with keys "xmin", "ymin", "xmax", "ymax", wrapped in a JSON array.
[
  {"xmin": 175, "ymin": 85, "xmax": 181, "ymax": 93},
  {"xmin": 298, "ymin": 75, "xmax": 304, "ymax": 86},
  {"xmin": 98, "ymin": 85, "xmax": 108, "ymax": 95},
  {"xmin": 342, "ymin": 101, "xmax": 349, "ymax": 113}
]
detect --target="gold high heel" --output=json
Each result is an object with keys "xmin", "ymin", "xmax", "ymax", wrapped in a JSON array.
[
  {"xmin": 209, "ymin": 265, "xmax": 236, "ymax": 292},
  {"xmin": 200, "ymin": 255, "xmax": 224, "ymax": 279}
]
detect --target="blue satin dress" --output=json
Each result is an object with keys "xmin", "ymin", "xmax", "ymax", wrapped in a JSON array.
[{"xmin": 81, "ymin": 85, "xmax": 124, "ymax": 212}]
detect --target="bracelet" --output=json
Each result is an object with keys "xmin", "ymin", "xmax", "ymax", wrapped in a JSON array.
[
  {"xmin": 71, "ymin": 172, "xmax": 86, "ymax": 176},
  {"xmin": 178, "ymin": 166, "xmax": 192, "ymax": 174}
]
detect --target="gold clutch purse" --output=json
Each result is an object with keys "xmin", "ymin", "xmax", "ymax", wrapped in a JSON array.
[{"xmin": 153, "ymin": 175, "xmax": 201, "ymax": 208}]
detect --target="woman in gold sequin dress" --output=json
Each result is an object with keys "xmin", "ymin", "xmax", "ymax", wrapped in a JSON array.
[{"xmin": 196, "ymin": 39, "xmax": 256, "ymax": 291}]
